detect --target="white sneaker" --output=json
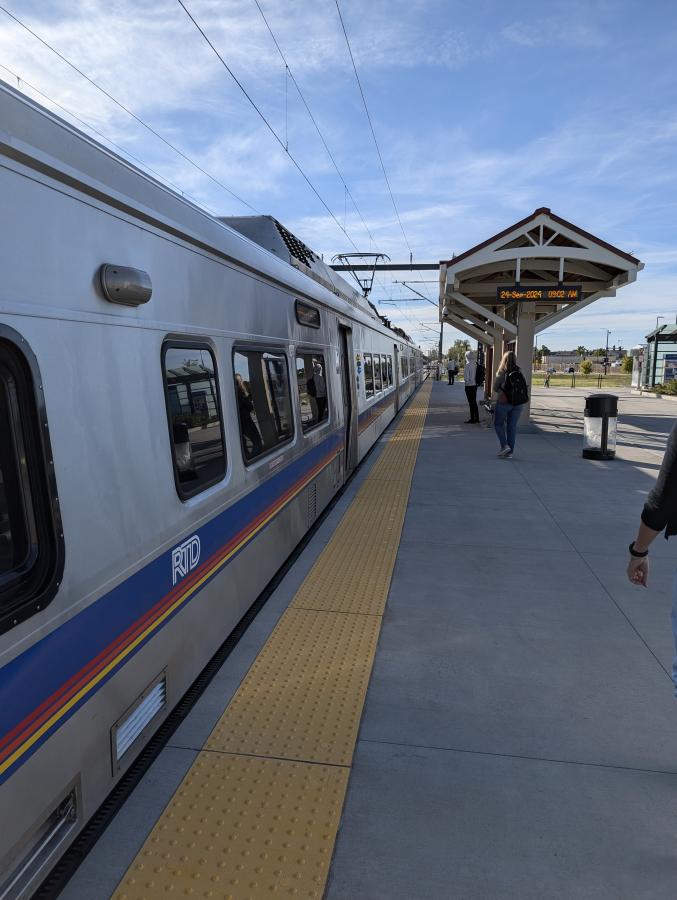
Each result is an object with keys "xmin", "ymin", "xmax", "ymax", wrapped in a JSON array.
[{"xmin": 497, "ymin": 446, "xmax": 511, "ymax": 458}]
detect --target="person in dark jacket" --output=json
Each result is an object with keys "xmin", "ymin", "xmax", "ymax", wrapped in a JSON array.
[
  {"xmin": 627, "ymin": 421, "xmax": 677, "ymax": 695},
  {"xmin": 463, "ymin": 350, "xmax": 480, "ymax": 423}
]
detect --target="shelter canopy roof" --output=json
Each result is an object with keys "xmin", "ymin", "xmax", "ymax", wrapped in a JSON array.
[{"xmin": 439, "ymin": 208, "xmax": 643, "ymax": 342}]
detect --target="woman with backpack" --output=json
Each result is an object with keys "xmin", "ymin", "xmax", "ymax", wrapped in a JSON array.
[{"xmin": 491, "ymin": 350, "xmax": 529, "ymax": 458}]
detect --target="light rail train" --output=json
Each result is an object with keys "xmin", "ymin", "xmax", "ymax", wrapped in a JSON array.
[{"xmin": 0, "ymin": 82, "xmax": 422, "ymax": 897}]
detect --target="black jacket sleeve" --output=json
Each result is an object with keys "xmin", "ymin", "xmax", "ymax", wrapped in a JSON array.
[{"xmin": 641, "ymin": 422, "xmax": 677, "ymax": 532}]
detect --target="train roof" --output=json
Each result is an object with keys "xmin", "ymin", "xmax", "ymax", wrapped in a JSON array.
[{"xmin": 0, "ymin": 80, "xmax": 416, "ymax": 346}]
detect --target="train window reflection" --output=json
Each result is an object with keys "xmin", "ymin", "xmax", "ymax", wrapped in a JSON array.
[
  {"xmin": 387, "ymin": 355, "xmax": 393, "ymax": 385},
  {"xmin": 374, "ymin": 353, "xmax": 382, "ymax": 392},
  {"xmin": 0, "ymin": 333, "xmax": 61, "ymax": 634},
  {"xmin": 296, "ymin": 353, "xmax": 329, "ymax": 432},
  {"xmin": 163, "ymin": 345, "xmax": 226, "ymax": 498},
  {"xmin": 234, "ymin": 349, "xmax": 294, "ymax": 463},
  {"xmin": 364, "ymin": 354, "xmax": 374, "ymax": 397},
  {"xmin": 0, "ymin": 376, "xmax": 31, "ymax": 578},
  {"xmin": 381, "ymin": 355, "xmax": 388, "ymax": 388}
]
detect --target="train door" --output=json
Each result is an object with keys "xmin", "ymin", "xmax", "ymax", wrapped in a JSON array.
[
  {"xmin": 393, "ymin": 343, "xmax": 400, "ymax": 412},
  {"xmin": 339, "ymin": 326, "xmax": 358, "ymax": 477}
]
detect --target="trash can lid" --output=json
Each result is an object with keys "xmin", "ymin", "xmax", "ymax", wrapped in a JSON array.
[{"xmin": 585, "ymin": 393, "xmax": 618, "ymax": 416}]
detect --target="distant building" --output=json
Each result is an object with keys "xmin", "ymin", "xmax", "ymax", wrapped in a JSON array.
[{"xmin": 542, "ymin": 348, "xmax": 626, "ymax": 370}]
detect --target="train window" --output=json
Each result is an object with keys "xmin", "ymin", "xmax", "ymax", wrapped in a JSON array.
[
  {"xmin": 381, "ymin": 355, "xmax": 388, "ymax": 388},
  {"xmin": 0, "ymin": 331, "xmax": 62, "ymax": 634},
  {"xmin": 296, "ymin": 353, "xmax": 329, "ymax": 432},
  {"xmin": 234, "ymin": 349, "xmax": 294, "ymax": 462},
  {"xmin": 387, "ymin": 355, "xmax": 393, "ymax": 386},
  {"xmin": 374, "ymin": 353, "xmax": 382, "ymax": 392},
  {"xmin": 364, "ymin": 354, "xmax": 374, "ymax": 397},
  {"xmin": 295, "ymin": 300, "xmax": 321, "ymax": 329},
  {"xmin": 162, "ymin": 344, "xmax": 226, "ymax": 499}
]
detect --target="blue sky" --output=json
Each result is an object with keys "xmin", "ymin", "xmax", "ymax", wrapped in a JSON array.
[{"xmin": 2, "ymin": 0, "xmax": 677, "ymax": 352}]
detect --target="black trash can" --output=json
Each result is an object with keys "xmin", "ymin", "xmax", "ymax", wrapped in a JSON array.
[{"xmin": 582, "ymin": 393, "xmax": 618, "ymax": 459}]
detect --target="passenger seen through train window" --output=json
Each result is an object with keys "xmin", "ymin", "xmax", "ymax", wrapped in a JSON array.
[
  {"xmin": 233, "ymin": 350, "xmax": 293, "ymax": 462},
  {"xmin": 364, "ymin": 354, "xmax": 374, "ymax": 397},
  {"xmin": 163, "ymin": 346, "xmax": 226, "ymax": 496},
  {"xmin": 296, "ymin": 354, "xmax": 329, "ymax": 432}
]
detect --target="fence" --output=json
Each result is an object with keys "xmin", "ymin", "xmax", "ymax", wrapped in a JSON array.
[{"xmin": 536, "ymin": 372, "xmax": 631, "ymax": 390}]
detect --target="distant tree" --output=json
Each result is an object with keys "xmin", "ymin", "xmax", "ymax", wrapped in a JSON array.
[
  {"xmin": 449, "ymin": 339, "xmax": 470, "ymax": 366},
  {"xmin": 621, "ymin": 355, "xmax": 633, "ymax": 373},
  {"xmin": 580, "ymin": 360, "xmax": 593, "ymax": 374},
  {"xmin": 540, "ymin": 345, "xmax": 551, "ymax": 356},
  {"xmin": 592, "ymin": 348, "xmax": 606, "ymax": 357},
  {"xmin": 575, "ymin": 345, "xmax": 588, "ymax": 356}
]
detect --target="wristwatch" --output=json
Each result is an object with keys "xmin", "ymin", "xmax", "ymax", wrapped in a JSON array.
[{"xmin": 629, "ymin": 542, "xmax": 649, "ymax": 558}]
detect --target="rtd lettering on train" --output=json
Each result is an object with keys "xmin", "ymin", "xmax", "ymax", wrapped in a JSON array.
[{"xmin": 172, "ymin": 535, "xmax": 201, "ymax": 585}]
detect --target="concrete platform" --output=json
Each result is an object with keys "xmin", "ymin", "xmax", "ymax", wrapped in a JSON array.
[
  {"xmin": 326, "ymin": 382, "xmax": 677, "ymax": 899},
  {"xmin": 62, "ymin": 381, "xmax": 677, "ymax": 899}
]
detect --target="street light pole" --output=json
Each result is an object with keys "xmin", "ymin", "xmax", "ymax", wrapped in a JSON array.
[{"xmin": 604, "ymin": 329, "xmax": 611, "ymax": 375}]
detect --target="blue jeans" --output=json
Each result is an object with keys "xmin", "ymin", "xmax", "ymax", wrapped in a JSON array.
[{"xmin": 494, "ymin": 402, "xmax": 522, "ymax": 451}]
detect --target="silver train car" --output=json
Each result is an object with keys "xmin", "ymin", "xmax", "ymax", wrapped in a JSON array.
[{"xmin": 0, "ymin": 82, "xmax": 422, "ymax": 897}]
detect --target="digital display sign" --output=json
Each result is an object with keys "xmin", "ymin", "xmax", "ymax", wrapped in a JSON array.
[{"xmin": 497, "ymin": 286, "xmax": 581, "ymax": 302}]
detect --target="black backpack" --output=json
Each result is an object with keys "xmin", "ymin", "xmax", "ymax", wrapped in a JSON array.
[
  {"xmin": 504, "ymin": 369, "xmax": 529, "ymax": 406},
  {"xmin": 475, "ymin": 363, "xmax": 486, "ymax": 386}
]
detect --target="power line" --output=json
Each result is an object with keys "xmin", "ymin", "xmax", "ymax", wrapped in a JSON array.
[
  {"xmin": 0, "ymin": 63, "xmax": 217, "ymax": 213},
  {"xmin": 0, "ymin": 3, "xmax": 261, "ymax": 214},
  {"xmin": 334, "ymin": 0, "xmax": 413, "ymax": 257},
  {"xmin": 176, "ymin": 0, "xmax": 361, "ymax": 252},
  {"xmin": 252, "ymin": 0, "xmax": 380, "ymax": 253}
]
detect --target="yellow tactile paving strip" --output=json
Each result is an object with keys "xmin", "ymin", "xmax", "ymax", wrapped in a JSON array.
[
  {"xmin": 113, "ymin": 381, "xmax": 431, "ymax": 900},
  {"xmin": 206, "ymin": 608, "xmax": 381, "ymax": 765},
  {"xmin": 114, "ymin": 754, "xmax": 348, "ymax": 900}
]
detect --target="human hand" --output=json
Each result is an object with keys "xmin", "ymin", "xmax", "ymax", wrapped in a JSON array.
[{"xmin": 627, "ymin": 556, "xmax": 649, "ymax": 587}]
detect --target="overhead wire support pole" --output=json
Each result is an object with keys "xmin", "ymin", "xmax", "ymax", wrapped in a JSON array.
[{"xmin": 177, "ymin": 0, "xmax": 361, "ymax": 251}]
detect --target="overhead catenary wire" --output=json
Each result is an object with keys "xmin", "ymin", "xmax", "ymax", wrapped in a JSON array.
[
  {"xmin": 176, "ymin": 0, "xmax": 362, "ymax": 253},
  {"xmin": 0, "ymin": 63, "xmax": 217, "ymax": 214},
  {"xmin": 252, "ymin": 0, "xmax": 381, "ymax": 254},
  {"xmin": 334, "ymin": 0, "xmax": 413, "ymax": 258},
  {"xmin": 0, "ymin": 3, "xmax": 261, "ymax": 214}
]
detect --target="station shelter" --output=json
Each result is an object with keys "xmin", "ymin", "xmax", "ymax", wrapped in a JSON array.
[
  {"xmin": 639, "ymin": 325, "xmax": 677, "ymax": 389},
  {"xmin": 439, "ymin": 208, "xmax": 643, "ymax": 420}
]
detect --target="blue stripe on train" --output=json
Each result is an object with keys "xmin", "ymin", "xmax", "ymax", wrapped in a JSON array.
[{"xmin": 0, "ymin": 430, "xmax": 342, "ymax": 782}]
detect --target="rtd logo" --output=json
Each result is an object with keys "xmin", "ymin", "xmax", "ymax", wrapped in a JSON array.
[{"xmin": 171, "ymin": 534, "xmax": 201, "ymax": 586}]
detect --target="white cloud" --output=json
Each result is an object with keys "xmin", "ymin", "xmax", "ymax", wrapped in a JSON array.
[{"xmin": 502, "ymin": 14, "xmax": 605, "ymax": 49}]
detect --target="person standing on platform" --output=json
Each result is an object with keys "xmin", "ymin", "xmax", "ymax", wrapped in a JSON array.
[
  {"xmin": 447, "ymin": 357, "xmax": 457, "ymax": 385},
  {"xmin": 463, "ymin": 350, "xmax": 480, "ymax": 423},
  {"xmin": 491, "ymin": 350, "xmax": 529, "ymax": 458},
  {"xmin": 627, "ymin": 423, "xmax": 677, "ymax": 697}
]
